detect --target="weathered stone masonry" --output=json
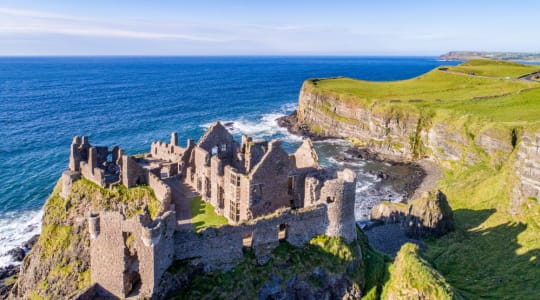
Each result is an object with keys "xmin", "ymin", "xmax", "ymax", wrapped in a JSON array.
[{"xmin": 61, "ymin": 122, "xmax": 358, "ymax": 299}]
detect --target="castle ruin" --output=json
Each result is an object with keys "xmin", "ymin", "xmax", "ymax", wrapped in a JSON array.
[{"xmin": 62, "ymin": 122, "xmax": 358, "ymax": 299}]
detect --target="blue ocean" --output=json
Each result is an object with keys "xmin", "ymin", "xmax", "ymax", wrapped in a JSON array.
[{"xmin": 0, "ymin": 56, "xmax": 459, "ymax": 266}]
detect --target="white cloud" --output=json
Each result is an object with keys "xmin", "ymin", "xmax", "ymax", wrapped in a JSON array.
[{"xmin": 0, "ymin": 7, "xmax": 228, "ymax": 42}]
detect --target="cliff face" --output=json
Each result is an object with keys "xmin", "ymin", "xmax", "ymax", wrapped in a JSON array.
[
  {"xmin": 296, "ymin": 81, "xmax": 539, "ymax": 208},
  {"xmin": 513, "ymin": 133, "xmax": 540, "ymax": 207},
  {"xmin": 297, "ymin": 83, "xmax": 418, "ymax": 161}
]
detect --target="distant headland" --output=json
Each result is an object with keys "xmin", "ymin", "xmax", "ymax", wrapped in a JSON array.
[{"xmin": 439, "ymin": 51, "xmax": 540, "ymax": 61}]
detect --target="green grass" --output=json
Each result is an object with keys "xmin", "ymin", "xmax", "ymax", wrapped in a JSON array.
[
  {"xmin": 445, "ymin": 59, "xmax": 540, "ymax": 78},
  {"xmin": 24, "ymin": 177, "xmax": 163, "ymax": 299},
  {"xmin": 307, "ymin": 60, "xmax": 540, "ymax": 124},
  {"xmin": 189, "ymin": 196, "xmax": 228, "ymax": 231},
  {"xmin": 170, "ymin": 232, "xmax": 370, "ymax": 299},
  {"xmin": 424, "ymin": 159, "xmax": 540, "ymax": 299},
  {"xmin": 382, "ymin": 243, "xmax": 464, "ymax": 300},
  {"xmin": 306, "ymin": 59, "xmax": 540, "ymax": 298}
]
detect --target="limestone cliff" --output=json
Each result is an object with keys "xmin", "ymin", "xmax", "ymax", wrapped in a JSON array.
[{"xmin": 294, "ymin": 81, "xmax": 539, "ymax": 208}]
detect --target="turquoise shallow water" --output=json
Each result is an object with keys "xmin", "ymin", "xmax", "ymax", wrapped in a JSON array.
[{"xmin": 0, "ymin": 56, "xmax": 459, "ymax": 265}]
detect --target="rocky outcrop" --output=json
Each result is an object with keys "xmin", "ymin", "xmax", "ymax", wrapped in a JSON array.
[
  {"xmin": 296, "ymin": 82, "xmax": 419, "ymax": 161},
  {"xmin": 370, "ymin": 191, "xmax": 454, "ymax": 239},
  {"xmin": 513, "ymin": 132, "xmax": 540, "ymax": 208},
  {"xmin": 289, "ymin": 81, "xmax": 539, "ymax": 208},
  {"xmin": 405, "ymin": 191, "xmax": 454, "ymax": 238}
]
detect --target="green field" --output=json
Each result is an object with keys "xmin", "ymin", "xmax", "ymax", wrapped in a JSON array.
[
  {"xmin": 189, "ymin": 196, "xmax": 228, "ymax": 231},
  {"xmin": 309, "ymin": 59, "xmax": 540, "ymax": 125},
  {"xmin": 309, "ymin": 59, "xmax": 540, "ymax": 299}
]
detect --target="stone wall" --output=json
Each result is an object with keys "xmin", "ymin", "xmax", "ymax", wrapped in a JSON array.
[
  {"xmin": 150, "ymin": 141, "xmax": 185, "ymax": 163},
  {"xmin": 121, "ymin": 155, "xmax": 146, "ymax": 188},
  {"xmin": 88, "ymin": 210, "xmax": 176, "ymax": 299},
  {"xmin": 248, "ymin": 140, "xmax": 294, "ymax": 218},
  {"xmin": 173, "ymin": 205, "xmax": 329, "ymax": 271},
  {"xmin": 80, "ymin": 147, "xmax": 106, "ymax": 186},
  {"xmin": 147, "ymin": 172, "xmax": 172, "ymax": 212}
]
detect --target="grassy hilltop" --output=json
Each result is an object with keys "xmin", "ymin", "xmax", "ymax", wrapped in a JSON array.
[
  {"xmin": 304, "ymin": 59, "xmax": 540, "ymax": 299},
  {"xmin": 308, "ymin": 59, "xmax": 540, "ymax": 126}
]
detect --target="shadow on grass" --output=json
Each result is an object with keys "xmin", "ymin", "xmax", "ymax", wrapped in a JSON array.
[
  {"xmin": 426, "ymin": 208, "xmax": 540, "ymax": 299},
  {"xmin": 189, "ymin": 196, "xmax": 228, "ymax": 232}
]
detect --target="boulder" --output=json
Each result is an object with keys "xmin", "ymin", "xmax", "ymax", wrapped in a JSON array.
[
  {"xmin": 371, "ymin": 190, "xmax": 454, "ymax": 239},
  {"xmin": 7, "ymin": 247, "xmax": 26, "ymax": 262},
  {"xmin": 405, "ymin": 190, "xmax": 454, "ymax": 238}
]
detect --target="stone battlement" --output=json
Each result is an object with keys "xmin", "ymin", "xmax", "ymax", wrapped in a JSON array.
[{"xmin": 60, "ymin": 122, "xmax": 359, "ymax": 299}]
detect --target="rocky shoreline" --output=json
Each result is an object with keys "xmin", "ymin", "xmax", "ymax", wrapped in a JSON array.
[
  {"xmin": 276, "ymin": 111, "xmax": 445, "ymax": 257},
  {"xmin": 0, "ymin": 234, "xmax": 39, "ymax": 298}
]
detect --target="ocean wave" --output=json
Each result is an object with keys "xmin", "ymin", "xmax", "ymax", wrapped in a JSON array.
[
  {"xmin": 0, "ymin": 209, "xmax": 43, "ymax": 267},
  {"xmin": 201, "ymin": 103, "xmax": 301, "ymax": 143}
]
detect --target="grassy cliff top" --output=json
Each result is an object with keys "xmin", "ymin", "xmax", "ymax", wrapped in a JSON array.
[{"xmin": 307, "ymin": 59, "xmax": 540, "ymax": 125}]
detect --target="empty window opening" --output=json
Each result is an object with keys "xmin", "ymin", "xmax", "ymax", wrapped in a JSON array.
[
  {"xmin": 251, "ymin": 184, "xmax": 263, "ymax": 205},
  {"xmin": 205, "ymin": 177, "xmax": 211, "ymax": 198},
  {"xmin": 287, "ymin": 176, "xmax": 295, "ymax": 195},
  {"xmin": 326, "ymin": 196, "xmax": 335, "ymax": 204},
  {"xmin": 229, "ymin": 199, "xmax": 240, "ymax": 223},
  {"xmin": 278, "ymin": 224, "xmax": 288, "ymax": 241},
  {"xmin": 218, "ymin": 186, "xmax": 225, "ymax": 208},
  {"xmin": 211, "ymin": 145, "xmax": 219, "ymax": 156}
]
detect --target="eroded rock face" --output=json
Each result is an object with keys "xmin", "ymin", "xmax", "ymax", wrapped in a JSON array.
[
  {"xmin": 296, "ymin": 83, "xmax": 419, "ymax": 161},
  {"xmin": 405, "ymin": 191, "xmax": 454, "ymax": 239},
  {"xmin": 513, "ymin": 133, "xmax": 540, "ymax": 208},
  {"xmin": 370, "ymin": 191, "xmax": 454, "ymax": 239},
  {"xmin": 290, "ymin": 83, "xmax": 540, "ymax": 211}
]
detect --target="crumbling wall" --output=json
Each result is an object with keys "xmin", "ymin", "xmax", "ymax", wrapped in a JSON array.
[
  {"xmin": 148, "ymin": 172, "xmax": 172, "ymax": 211},
  {"xmin": 77, "ymin": 147, "xmax": 104, "ymax": 186},
  {"xmin": 248, "ymin": 140, "xmax": 294, "ymax": 218},
  {"xmin": 150, "ymin": 141, "xmax": 185, "ymax": 163},
  {"xmin": 121, "ymin": 155, "xmax": 146, "ymax": 188},
  {"xmin": 173, "ymin": 205, "xmax": 329, "ymax": 271},
  {"xmin": 88, "ymin": 210, "xmax": 176, "ymax": 299},
  {"xmin": 293, "ymin": 139, "xmax": 320, "ymax": 169},
  {"xmin": 60, "ymin": 170, "xmax": 80, "ymax": 199},
  {"xmin": 197, "ymin": 122, "xmax": 234, "ymax": 155}
]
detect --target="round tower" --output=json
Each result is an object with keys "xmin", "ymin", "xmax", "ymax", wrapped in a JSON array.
[{"xmin": 324, "ymin": 169, "xmax": 357, "ymax": 243}]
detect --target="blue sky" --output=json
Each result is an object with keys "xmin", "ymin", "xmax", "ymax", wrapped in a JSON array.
[{"xmin": 0, "ymin": 0, "xmax": 538, "ymax": 55}]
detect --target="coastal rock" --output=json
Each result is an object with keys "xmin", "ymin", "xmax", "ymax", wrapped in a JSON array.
[
  {"xmin": 7, "ymin": 247, "xmax": 25, "ymax": 262},
  {"xmin": 0, "ymin": 265, "xmax": 19, "ymax": 299},
  {"xmin": 405, "ymin": 191, "xmax": 454, "ymax": 239},
  {"xmin": 295, "ymin": 82, "xmax": 419, "ymax": 161},
  {"xmin": 371, "ymin": 190, "xmax": 454, "ymax": 239},
  {"xmin": 22, "ymin": 235, "xmax": 40, "ymax": 250},
  {"xmin": 370, "ymin": 202, "xmax": 408, "ymax": 224}
]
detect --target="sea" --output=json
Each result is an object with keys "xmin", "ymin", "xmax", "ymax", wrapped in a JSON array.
[{"xmin": 0, "ymin": 56, "xmax": 461, "ymax": 266}]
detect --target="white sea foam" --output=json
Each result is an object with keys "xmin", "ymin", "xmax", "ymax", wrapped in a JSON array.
[
  {"xmin": 0, "ymin": 209, "xmax": 43, "ymax": 267},
  {"xmin": 201, "ymin": 102, "xmax": 301, "ymax": 143}
]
